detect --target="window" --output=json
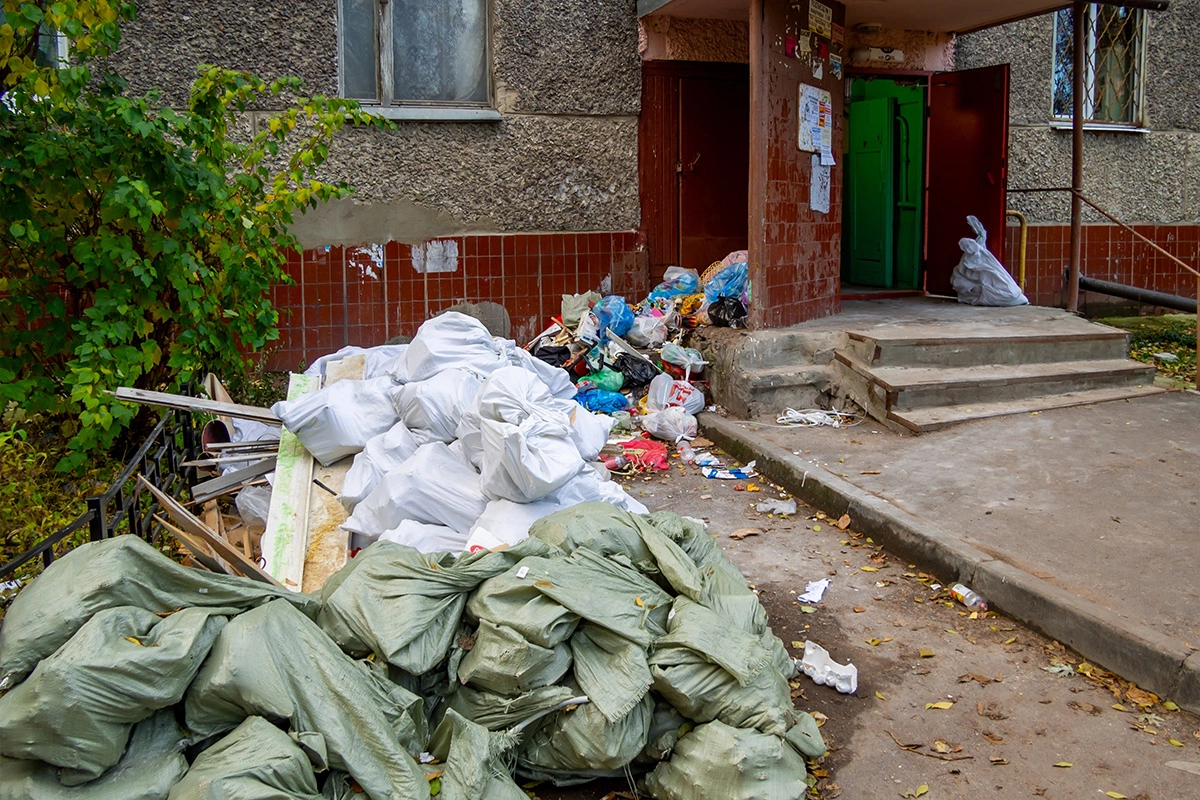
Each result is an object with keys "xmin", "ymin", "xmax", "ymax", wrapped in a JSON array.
[
  {"xmin": 339, "ymin": 0, "xmax": 491, "ymax": 115},
  {"xmin": 1052, "ymin": 4, "xmax": 1147, "ymax": 129}
]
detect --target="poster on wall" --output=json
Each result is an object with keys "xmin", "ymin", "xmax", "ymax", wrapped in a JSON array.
[
  {"xmin": 809, "ymin": 1, "xmax": 833, "ymax": 39},
  {"xmin": 798, "ymin": 82, "xmax": 834, "ymax": 165},
  {"xmin": 811, "ymin": 155, "xmax": 831, "ymax": 215}
]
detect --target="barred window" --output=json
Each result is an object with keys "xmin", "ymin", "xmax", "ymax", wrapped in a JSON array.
[
  {"xmin": 339, "ymin": 0, "xmax": 490, "ymax": 108},
  {"xmin": 1052, "ymin": 4, "xmax": 1147, "ymax": 127}
]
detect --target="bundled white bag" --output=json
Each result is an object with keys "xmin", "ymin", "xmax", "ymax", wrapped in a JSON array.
[
  {"xmin": 646, "ymin": 372, "xmax": 705, "ymax": 415},
  {"xmin": 271, "ymin": 376, "xmax": 398, "ymax": 467},
  {"xmin": 455, "ymin": 405, "xmax": 485, "ymax": 470},
  {"xmin": 466, "ymin": 498, "xmax": 565, "ymax": 550},
  {"xmin": 378, "ymin": 520, "xmax": 468, "ymax": 554},
  {"xmin": 403, "ymin": 312, "xmax": 507, "ymax": 383},
  {"xmin": 389, "ymin": 368, "xmax": 483, "ymax": 446},
  {"xmin": 548, "ymin": 469, "xmax": 648, "ymax": 514},
  {"xmin": 550, "ymin": 399, "xmax": 615, "ymax": 461},
  {"xmin": 341, "ymin": 442, "xmax": 487, "ymax": 539},
  {"xmin": 626, "ymin": 315, "xmax": 668, "ymax": 348},
  {"xmin": 642, "ymin": 407, "xmax": 698, "ymax": 444},
  {"xmin": 303, "ymin": 344, "xmax": 410, "ymax": 381},
  {"xmin": 338, "ymin": 420, "xmax": 421, "ymax": 513},
  {"xmin": 480, "ymin": 409, "xmax": 586, "ymax": 503},
  {"xmin": 950, "ymin": 215, "xmax": 1029, "ymax": 307}
]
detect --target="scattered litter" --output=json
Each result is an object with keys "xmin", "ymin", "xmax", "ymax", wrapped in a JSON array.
[
  {"xmin": 797, "ymin": 641, "xmax": 858, "ymax": 694},
  {"xmin": 729, "ymin": 528, "xmax": 761, "ymax": 540},
  {"xmin": 702, "ymin": 462, "xmax": 757, "ymax": 480},
  {"xmin": 949, "ymin": 582, "xmax": 988, "ymax": 612},
  {"xmin": 756, "ymin": 498, "xmax": 797, "ymax": 515},
  {"xmin": 797, "ymin": 578, "xmax": 830, "ymax": 604},
  {"xmin": 775, "ymin": 408, "xmax": 862, "ymax": 428}
]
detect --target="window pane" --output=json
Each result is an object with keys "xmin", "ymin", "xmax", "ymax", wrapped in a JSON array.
[
  {"xmin": 1051, "ymin": 9, "xmax": 1074, "ymax": 119},
  {"xmin": 341, "ymin": 0, "xmax": 379, "ymax": 102},
  {"xmin": 391, "ymin": 0, "xmax": 488, "ymax": 104},
  {"xmin": 1093, "ymin": 6, "xmax": 1139, "ymax": 122}
]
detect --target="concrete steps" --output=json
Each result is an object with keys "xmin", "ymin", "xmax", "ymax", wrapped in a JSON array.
[{"xmin": 834, "ymin": 328, "xmax": 1161, "ymax": 432}]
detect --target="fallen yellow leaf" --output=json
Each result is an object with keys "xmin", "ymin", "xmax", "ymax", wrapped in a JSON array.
[
  {"xmin": 990, "ymin": 756, "xmax": 1008, "ymax": 765},
  {"xmin": 1170, "ymin": 739, "xmax": 1184, "ymax": 747},
  {"xmin": 861, "ymin": 566, "xmax": 878, "ymax": 572},
  {"xmin": 1003, "ymin": 637, "xmax": 1017, "ymax": 644},
  {"xmin": 1105, "ymin": 793, "xmax": 1127, "ymax": 799},
  {"xmin": 1053, "ymin": 761, "xmax": 1073, "ymax": 768},
  {"xmin": 1112, "ymin": 704, "xmax": 1128, "ymax": 712},
  {"xmin": 875, "ymin": 691, "xmax": 886, "ymax": 700},
  {"xmin": 791, "ymin": 641, "xmax": 805, "ymax": 649},
  {"xmin": 635, "ymin": 597, "xmax": 645, "ymax": 608},
  {"xmin": 836, "ymin": 514, "xmax": 851, "ymax": 530},
  {"xmin": 926, "ymin": 701, "xmax": 954, "ymax": 710},
  {"xmin": 1164, "ymin": 701, "xmax": 1180, "ymax": 711},
  {"xmin": 866, "ymin": 638, "xmax": 881, "ymax": 646},
  {"xmin": 919, "ymin": 648, "xmax": 935, "ymax": 658}
]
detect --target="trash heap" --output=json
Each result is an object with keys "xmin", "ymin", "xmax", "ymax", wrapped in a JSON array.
[{"xmin": 0, "ymin": 504, "xmax": 827, "ymax": 800}]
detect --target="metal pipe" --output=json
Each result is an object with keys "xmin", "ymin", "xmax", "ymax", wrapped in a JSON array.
[
  {"xmin": 1067, "ymin": 0, "xmax": 1086, "ymax": 313},
  {"xmin": 1005, "ymin": 209, "xmax": 1028, "ymax": 291},
  {"xmin": 1077, "ymin": 274, "xmax": 1198, "ymax": 314}
]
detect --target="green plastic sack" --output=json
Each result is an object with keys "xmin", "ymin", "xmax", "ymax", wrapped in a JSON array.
[
  {"xmin": 318, "ymin": 539, "xmax": 552, "ymax": 674},
  {"xmin": 579, "ymin": 368, "xmax": 624, "ymax": 392},
  {"xmin": 518, "ymin": 685, "xmax": 654, "ymax": 782},
  {"xmin": 642, "ymin": 719, "xmax": 811, "ymax": 800},
  {"xmin": 184, "ymin": 600, "xmax": 429, "ymax": 800},
  {"xmin": 561, "ymin": 291, "xmax": 601, "ymax": 328},
  {"xmin": 168, "ymin": 716, "xmax": 323, "ymax": 800},
  {"xmin": 457, "ymin": 619, "xmax": 572, "ymax": 697},
  {"xmin": 569, "ymin": 623, "xmax": 652, "ymax": 723},
  {"xmin": 0, "ymin": 606, "xmax": 227, "ymax": 781},
  {"xmin": 0, "ymin": 710, "xmax": 187, "ymax": 800},
  {"xmin": 0, "ymin": 535, "xmax": 318, "ymax": 690},
  {"xmin": 444, "ymin": 684, "xmax": 577, "ymax": 732},
  {"xmin": 424, "ymin": 709, "xmax": 526, "ymax": 800}
]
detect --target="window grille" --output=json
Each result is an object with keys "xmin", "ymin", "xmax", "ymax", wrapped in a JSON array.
[{"xmin": 1052, "ymin": 4, "xmax": 1147, "ymax": 127}]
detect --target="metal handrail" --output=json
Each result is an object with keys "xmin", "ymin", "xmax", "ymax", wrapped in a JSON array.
[{"xmin": 1005, "ymin": 209, "xmax": 1029, "ymax": 291}]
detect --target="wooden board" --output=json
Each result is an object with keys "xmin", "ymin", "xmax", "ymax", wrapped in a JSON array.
[
  {"xmin": 260, "ymin": 374, "xmax": 319, "ymax": 590},
  {"xmin": 112, "ymin": 387, "xmax": 280, "ymax": 425},
  {"xmin": 190, "ymin": 457, "xmax": 277, "ymax": 504}
]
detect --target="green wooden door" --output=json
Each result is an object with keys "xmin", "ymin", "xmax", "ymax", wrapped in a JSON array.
[
  {"xmin": 891, "ymin": 85, "xmax": 925, "ymax": 290},
  {"xmin": 846, "ymin": 96, "xmax": 895, "ymax": 287}
]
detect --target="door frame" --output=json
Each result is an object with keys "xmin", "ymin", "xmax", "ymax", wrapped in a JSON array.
[{"xmin": 639, "ymin": 60, "xmax": 751, "ymax": 274}]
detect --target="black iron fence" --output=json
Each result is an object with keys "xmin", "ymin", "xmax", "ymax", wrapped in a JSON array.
[{"xmin": 0, "ymin": 408, "xmax": 200, "ymax": 580}]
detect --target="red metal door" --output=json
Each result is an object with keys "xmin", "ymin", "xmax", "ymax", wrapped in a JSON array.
[
  {"xmin": 925, "ymin": 64, "xmax": 1010, "ymax": 295},
  {"xmin": 679, "ymin": 73, "xmax": 750, "ymax": 270}
]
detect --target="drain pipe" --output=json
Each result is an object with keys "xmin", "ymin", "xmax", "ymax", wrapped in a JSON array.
[
  {"xmin": 1005, "ymin": 210, "xmax": 1028, "ymax": 292},
  {"xmin": 1074, "ymin": 271, "xmax": 1198, "ymax": 314}
]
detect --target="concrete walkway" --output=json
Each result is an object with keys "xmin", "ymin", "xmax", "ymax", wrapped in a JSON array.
[{"xmin": 701, "ymin": 390, "xmax": 1200, "ymax": 710}]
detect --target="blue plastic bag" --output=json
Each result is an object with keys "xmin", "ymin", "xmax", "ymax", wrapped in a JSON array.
[
  {"xmin": 646, "ymin": 267, "xmax": 700, "ymax": 302},
  {"xmin": 593, "ymin": 296, "xmax": 634, "ymax": 337},
  {"xmin": 575, "ymin": 389, "xmax": 629, "ymax": 414},
  {"xmin": 704, "ymin": 261, "xmax": 748, "ymax": 303}
]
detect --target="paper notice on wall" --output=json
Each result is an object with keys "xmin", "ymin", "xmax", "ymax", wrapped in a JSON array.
[
  {"xmin": 831, "ymin": 22, "xmax": 845, "ymax": 46},
  {"xmin": 830, "ymin": 53, "xmax": 843, "ymax": 80},
  {"xmin": 809, "ymin": 1, "xmax": 832, "ymax": 38},
  {"xmin": 798, "ymin": 83, "xmax": 834, "ymax": 154},
  {"xmin": 811, "ymin": 155, "xmax": 831, "ymax": 215}
]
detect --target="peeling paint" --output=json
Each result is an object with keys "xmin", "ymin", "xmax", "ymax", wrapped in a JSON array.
[
  {"xmin": 346, "ymin": 243, "xmax": 384, "ymax": 280},
  {"xmin": 411, "ymin": 239, "xmax": 460, "ymax": 274}
]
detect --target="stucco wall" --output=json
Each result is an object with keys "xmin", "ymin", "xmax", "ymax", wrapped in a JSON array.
[
  {"xmin": 956, "ymin": 3, "xmax": 1200, "ymax": 225},
  {"xmin": 106, "ymin": 0, "xmax": 642, "ymax": 245},
  {"xmin": 846, "ymin": 28, "xmax": 953, "ymax": 72},
  {"xmin": 639, "ymin": 17, "xmax": 749, "ymax": 63}
]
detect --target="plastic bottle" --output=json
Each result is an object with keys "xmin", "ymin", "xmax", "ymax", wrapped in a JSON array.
[{"xmin": 950, "ymin": 583, "xmax": 988, "ymax": 612}]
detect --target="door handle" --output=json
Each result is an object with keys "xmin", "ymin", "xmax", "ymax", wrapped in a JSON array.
[{"xmin": 687, "ymin": 152, "xmax": 702, "ymax": 172}]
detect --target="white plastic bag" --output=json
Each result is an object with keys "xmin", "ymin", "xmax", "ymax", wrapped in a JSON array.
[
  {"xmin": 338, "ymin": 420, "xmax": 421, "ymax": 513},
  {"xmin": 641, "ymin": 407, "xmax": 698, "ymax": 443},
  {"xmin": 505, "ymin": 342, "xmax": 576, "ymax": 400},
  {"xmin": 547, "ymin": 469, "xmax": 648, "ymax": 514},
  {"xmin": 303, "ymin": 344, "xmax": 410, "ymax": 380},
  {"xmin": 341, "ymin": 442, "xmax": 487, "ymax": 539},
  {"xmin": 550, "ymin": 399, "xmax": 615, "ymax": 461},
  {"xmin": 378, "ymin": 520, "xmax": 468, "ymax": 554},
  {"xmin": 950, "ymin": 216, "xmax": 1029, "ymax": 307},
  {"xmin": 646, "ymin": 373, "xmax": 705, "ymax": 415},
  {"xmin": 389, "ymin": 368, "xmax": 482, "ymax": 446},
  {"xmin": 466, "ymin": 498, "xmax": 563, "ymax": 550},
  {"xmin": 660, "ymin": 343, "xmax": 707, "ymax": 377},
  {"xmin": 479, "ymin": 410, "xmax": 585, "ymax": 503},
  {"xmin": 403, "ymin": 312, "xmax": 507, "ymax": 383},
  {"xmin": 271, "ymin": 376, "xmax": 398, "ymax": 467},
  {"xmin": 626, "ymin": 315, "xmax": 668, "ymax": 348},
  {"xmin": 234, "ymin": 485, "xmax": 272, "ymax": 528}
]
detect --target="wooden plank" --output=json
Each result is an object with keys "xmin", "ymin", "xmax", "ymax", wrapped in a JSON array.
[
  {"xmin": 112, "ymin": 387, "xmax": 280, "ymax": 425},
  {"xmin": 190, "ymin": 457, "xmax": 277, "ymax": 503},
  {"xmin": 183, "ymin": 451, "xmax": 280, "ymax": 468},
  {"xmin": 154, "ymin": 514, "xmax": 230, "ymax": 575},
  {"xmin": 260, "ymin": 373, "xmax": 320, "ymax": 590},
  {"xmin": 139, "ymin": 476, "xmax": 282, "ymax": 587}
]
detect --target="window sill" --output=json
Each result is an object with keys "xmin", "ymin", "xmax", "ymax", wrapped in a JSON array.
[
  {"xmin": 1048, "ymin": 120, "xmax": 1150, "ymax": 134},
  {"xmin": 360, "ymin": 106, "xmax": 503, "ymax": 122}
]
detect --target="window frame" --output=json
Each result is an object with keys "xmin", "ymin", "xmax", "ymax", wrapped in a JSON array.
[
  {"xmin": 336, "ymin": 0, "xmax": 500, "ymax": 121},
  {"xmin": 1049, "ymin": 3, "xmax": 1149, "ymax": 133}
]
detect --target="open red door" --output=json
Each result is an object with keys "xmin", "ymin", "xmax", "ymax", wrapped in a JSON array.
[{"xmin": 925, "ymin": 64, "xmax": 1010, "ymax": 295}]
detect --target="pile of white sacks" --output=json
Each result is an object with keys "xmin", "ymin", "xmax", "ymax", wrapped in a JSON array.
[{"xmin": 271, "ymin": 313, "xmax": 646, "ymax": 555}]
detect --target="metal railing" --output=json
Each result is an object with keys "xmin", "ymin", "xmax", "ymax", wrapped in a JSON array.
[{"xmin": 0, "ymin": 408, "xmax": 200, "ymax": 580}]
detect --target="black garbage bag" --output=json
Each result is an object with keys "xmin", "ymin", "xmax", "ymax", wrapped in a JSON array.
[
  {"xmin": 709, "ymin": 297, "xmax": 747, "ymax": 328},
  {"xmin": 613, "ymin": 354, "xmax": 656, "ymax": 389},
  {"xmin": 532, "ymin": 343, "xmax": 570, "ymax": 368}
]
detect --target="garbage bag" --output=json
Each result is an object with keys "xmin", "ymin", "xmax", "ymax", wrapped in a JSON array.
[
  {"xmin": 271, "ymin": 376, "xmax": 399, "ymax": 467},
  {"xmin": 318, "ymin": 539, "xmax": 551, "ymax": 674},
  {"xmin": 786, "ymin": 712, "xmax": 828, "ymax": 759},
  {"xmin": 234, "ymin": 484, "xmax": 272, "ymax": 528},
  {"xmin": 575, "ymin": 389, "xmax": 628, "ymax": 413},
  {"xmin": 444, "ymin": 684, "xmax": 578, "ymax": 732},
  {"xmin": 626, "ymin": 314, "xmax": 668, "ymax": 348},
  {"xmin": 554, "ymin": 400, "xmax": 615, "ymax": 461},
  {"xmin": 303, "ymin": 344, "xmax": 411, "ymax": 382},
  {"xmin": 389, "ymin": 368, "xmax": 482, "ymax": 445},
  {"xmin": 404, "ymin": 312, "xmax": 508, "ymax": 383},
  {"xmin": 518, "ymin": 686, "xmax": 654, "ymax": 781},
  {"xmin": 0, "ymin": 710, "xmax": 187, "ymax": 800},
  {"xmin": 709, "ymin": 296, "xmax": 747, "ymax": 328},
  {"xmin": 543, "ymin": 470, "xmax": 649, "ymax": 515},
  {"xmin": 425, "ymin": 710, "xmax": 527, "ymax": 800},
  {"xmin": 184, "ymin": 600, "xmax": 430, "ymax": 800},
  {"xmin": 643, "ymin": 719, "xmax": 811, "ymax": 800},
  {"xmin": 660, "ymin": 343, "xmax": 707, "ymax": 376},
  {"xmin": 0, "ymin": 606, "xmax": 227, "ymax": 780},
  {"xmin": 457, "ymin": 619, "xmax": 572, "ymax": 696},
  {"xmin": 167, "ymin": 716, "xmax": 323, "ymax": 800},
  {"xmin": 504, "ymin": 343, "xmax": 577, "ymax": 400},
  {"xmin": 0, "ymin": 536, "xmax": 317, "ymax": 691},
  {"xmin": 703, "ymin": 261, "xmax": 748, "ymax": 303},
  {"xmin": 466, "ymin": 498, "xmax": 564, "ymax": 550},
  {"xmin": 480, "ymin": 410, "xmax": 586, "ymax": 503},
  {"xmin": 560, "ymin": 291, "xmax": 601, "ymax": 328},
  {"xmin": 647, "ymin": 267, "xmax": 700, "ymax": 301},
  {"xmin": 950, "ymin": 215, "xmax": 1029, "ymax": 307},
  {"xmin": 378, "ymin": 520, "xmax": 467, "ymax": 553},
  {"xmin": 613, "ymin": 353, "xmax": 658, "ymax": 389},
  {"xmin": 338, "ymin": 420, "xmax": 420, "ymax": 513},
  {"xmin": 594, "ymin": 296, "xmax": 634, "ymax": 337},
  {"xmin": 569, "ymin": 623, "xmax": 652, "ymax": 723},
  {"xmin": 531, "ymin": 342, "xmax": 570, "ymax": 368},
  {"xmin": 647, "ymin": 373, "xmax": 705, "ymax": 415},
  {"xmin": 576, "ymin": 368, "xmax": 624, "ymax": 393},
  {"xmin": 341, "ymin": 442, "xmax": 487, "ymax": 539},
  {"xmin": 642, "ymin": 407, "xmax": 698, "ymax": 443}
]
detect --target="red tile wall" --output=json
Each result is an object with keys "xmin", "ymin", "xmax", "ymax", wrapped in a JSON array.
[
  {"xmin": 263, "ymin": 232, "xmax": 648, "ymax": 372},
  {"xmin": 1001, "ymin": 223, "xmax": 1200, "ymax": 310}
]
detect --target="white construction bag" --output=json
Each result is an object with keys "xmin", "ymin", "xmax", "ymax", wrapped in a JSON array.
[
  {"xmin": 403, "ymin": 312, "xmax": 507, "ymax": 383},
  {"xmin": 378, "ymin": 520, "xmax": 468, "ymax": 554},
  {"xmin": 338, "ymin": 420, "xmax": 421, "ymax": 513},
  {"xmin": 479, "ymin": 410, "xmax": 586, "ymax": 504},
  {"xmin": 950, "ymin": 215, "xmax": 1029, "ymax": 307},
  {"xmin": 271, "ymin": 376, "xmax": 398, "ymax": 467},
  {"xmin": 389, "ymin": 368, "xmax": 483, "ymax": 446},
  {"xmin": 303, "ymin": 344, "xmax": 410, "ymax": 381}
]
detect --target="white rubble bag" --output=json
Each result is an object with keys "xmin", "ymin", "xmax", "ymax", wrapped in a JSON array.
[
  {"xmin": 388, "ymin": 368, "xmax": 483, "ymax": 446},
  {"xmin": 550, "ymin": 399, "xmax": 615, "ymax": 461},
  {"xmin": 378, "ymin": 520, "xmax": 468, "ymax": 554},
  {"xmin": 403, "ymin": 312, "xmax": 508, "ymax": 383},
  {"xmin": 950, "ymin": 215, "xmax": 1030, "ymax": 307},
  {"xmin": 338, "ymin": 421, "xmax": 421, "ymax": 513},
  {"xmin": 303, "ymin": 344, "xmax": 410, "ymax": 381},
  {"xmin": 270, "ymin": 376, "xmax": 398, "ymax": 467},
  {"xmin": 505, "ymin": 342, "xmax": 577, "ymax": 400},
  {"xmin": 341, "ymin": 442, "xmax": 487, "ymax": 540}
]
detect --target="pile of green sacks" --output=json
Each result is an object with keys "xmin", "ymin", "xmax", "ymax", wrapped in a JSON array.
[{"xmin": 0, "ymin": 503, "xmax": 825, "ymax": 800}]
